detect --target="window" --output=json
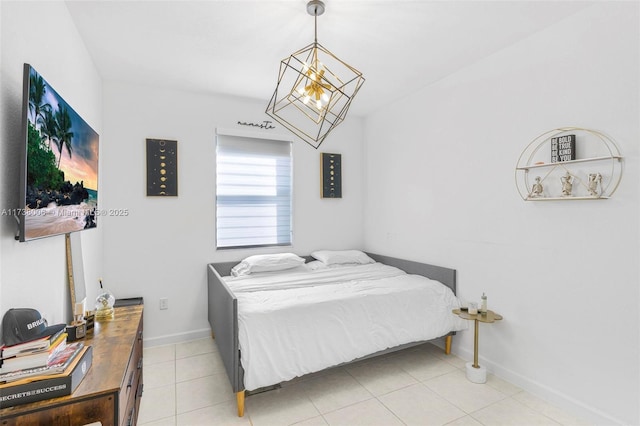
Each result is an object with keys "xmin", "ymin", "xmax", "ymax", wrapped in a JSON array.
[{"xmin": 216, "ymin": 133, "xmax": 292, "ymax": 249}]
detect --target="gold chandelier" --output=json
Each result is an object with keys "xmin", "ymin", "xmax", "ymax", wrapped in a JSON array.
[{"xmin": 266, "ymin": 0, "xmax": 365, "ymax": 149}]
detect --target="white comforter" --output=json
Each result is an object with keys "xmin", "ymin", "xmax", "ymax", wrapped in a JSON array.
[{"xmin": 225, "ymin": 263, "xmax": 467, "ymax": 390}]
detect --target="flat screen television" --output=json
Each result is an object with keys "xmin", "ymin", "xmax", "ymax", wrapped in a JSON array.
[{"xmin": 18, "ymin": 63, "xmax": 99, "ymax": 242}]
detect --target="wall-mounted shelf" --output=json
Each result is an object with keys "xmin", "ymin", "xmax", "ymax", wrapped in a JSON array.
[
  {"xmin": 516, "ymin": 155, "xmax": 623, "ymax": 171},
  {"xmin": 515, "ymin": 127, "xmax": 623, "ymax": 201},
  {"xmin": 524, "ymin": 196, "xmax": 610, "ymax": 201}
]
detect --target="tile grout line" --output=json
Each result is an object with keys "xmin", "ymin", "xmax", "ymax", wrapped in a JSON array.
[{"xmin": 142, "ymin": 340, "xmax": 584, "ymax": 426}]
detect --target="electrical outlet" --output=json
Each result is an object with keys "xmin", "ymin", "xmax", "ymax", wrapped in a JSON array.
[{"xmin": 159, "ymin": 298, "xmax": 169, "ymax": 310}]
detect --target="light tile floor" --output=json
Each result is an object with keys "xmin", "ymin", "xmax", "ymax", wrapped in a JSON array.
[{"xmin": 138, "ymin": 338, "xmax": 592, "ymax": 426}]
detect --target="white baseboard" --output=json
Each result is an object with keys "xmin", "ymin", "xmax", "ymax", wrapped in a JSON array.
[
  {"xmin": 142, "ymin": 327, "xmax": 211, "ymax": 348},
  {"xmin": 451, "ymin": 344, "xmax": 623, "ymax": 426}
]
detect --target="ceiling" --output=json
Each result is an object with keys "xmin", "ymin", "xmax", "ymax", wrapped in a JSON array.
[{"xmin": 65, "ymin": 0, "xmax": 592, "ymax": 117}]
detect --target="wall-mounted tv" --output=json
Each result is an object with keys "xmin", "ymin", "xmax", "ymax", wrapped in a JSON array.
[{"xmin": 18, "ymin": 64, "xmax": 99, "ymax": 242}]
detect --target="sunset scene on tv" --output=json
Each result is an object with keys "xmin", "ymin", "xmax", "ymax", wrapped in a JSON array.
[{"xmin": 23, "ymin": 65, "xmax": 99, "ymax": 240}]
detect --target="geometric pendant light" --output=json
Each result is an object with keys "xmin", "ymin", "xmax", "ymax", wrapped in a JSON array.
[{"xmin": 265, "ymin": 0, "xmax": 365, "ymax": 149}]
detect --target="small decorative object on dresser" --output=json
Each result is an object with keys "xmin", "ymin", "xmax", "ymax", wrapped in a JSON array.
[
  {"xmin": 94, "ymin": 279, "xmax": 115, "ymax": 321},
  {"xmin": 94, "ymin": 289, "xmax": 115, "ymax": 320}
]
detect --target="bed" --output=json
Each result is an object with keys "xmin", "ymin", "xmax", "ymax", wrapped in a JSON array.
[{"xmin": 207, "ymin": 251, "xmax": 466, "ymax": 417}]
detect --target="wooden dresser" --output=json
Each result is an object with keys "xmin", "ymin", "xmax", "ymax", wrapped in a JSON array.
[{"xmin": 0, "ymin": 305, "xmax": 144, "ymax": 426}]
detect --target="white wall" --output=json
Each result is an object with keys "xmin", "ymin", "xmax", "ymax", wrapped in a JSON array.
[
  {"xmin": 363, "ymin": 3, "xmax": 639, "ymax": 425},
  {"xmin": 101, "ymin": 81, "xmax": 364, "ymax": 346},
  {"xmin": 2, "ymin": 2, "xmax": 637, "ymax": 424},
  {"xmin": 0, "ymin": 2, "xmax": 104, "ymax": 328}
]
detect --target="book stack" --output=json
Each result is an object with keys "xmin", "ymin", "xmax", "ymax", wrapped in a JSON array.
[
  {"xmin": 0, "ymin": 308, "xmax": 92, "ymax": 408},
  {"xmin": 0, "ymin": 344, "xmax": 92, "ymax": 408},
  {"xmin": 0, "ymin": 328, "xmax": 68, "ymax": 374}
]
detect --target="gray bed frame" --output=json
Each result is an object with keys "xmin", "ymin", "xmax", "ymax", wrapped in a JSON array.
[{"xmin": 206, "ymin": 252, "xmax": 457, "ymax": 417}]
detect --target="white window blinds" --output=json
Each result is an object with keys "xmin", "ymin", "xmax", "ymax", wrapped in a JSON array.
[{"xmin": 216, "ymin": 134, "xmax": 292, "ymax": 249}]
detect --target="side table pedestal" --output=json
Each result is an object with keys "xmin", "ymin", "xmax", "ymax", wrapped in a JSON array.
[
  {"xmin": 452, "ymin": 308, "xmax": 503, "ymax": 384},
  {"xmin": 465, "ymin": 362, "xmax": 487, "ymax": 383}
]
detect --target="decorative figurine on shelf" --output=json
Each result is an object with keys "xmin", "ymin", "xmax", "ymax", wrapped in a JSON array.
[
  {"xmin": 588, "ymin": 172, "xmax": 603, "ymax": 197},
  {"xmin": 561, "ymin": 171, "xmax": 574, "ymax": 196},
  {"xmin": 529, "ymin": 176, "xmax": 544, "ymax": 198}
]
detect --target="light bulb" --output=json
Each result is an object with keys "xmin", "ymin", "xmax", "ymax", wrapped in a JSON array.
[
  {"xmin": 303, "ymin": 95, "xmax": 311, "ymax": 105},
  {"xmin": 321, "ymin": 93, "xmax": 329, "ymax": 103}
]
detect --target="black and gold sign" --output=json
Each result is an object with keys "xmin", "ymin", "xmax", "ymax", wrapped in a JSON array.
[
  {"xmin": 146, "ymin": 139, "xmax": 178, "ymax": 196},
  {"xmin": 321, "ymin": 153, "xmax": 342, "ymax": 198},
  {"xmin": 550, "ymin": 134, "xmax": 576, "ymax": 163}
]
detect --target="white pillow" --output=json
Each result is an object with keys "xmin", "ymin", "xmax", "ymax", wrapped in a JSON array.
[
  {"xmin": 310, "ymin": 250, "xmax": 375, "ymax": 266},
  {"xmin": 305, "ymin": 260, "xmax": 329, "ymax": 271},
  {"xmin": 231, "ymin": 253, "xmax": 306, "ymax": 277}
]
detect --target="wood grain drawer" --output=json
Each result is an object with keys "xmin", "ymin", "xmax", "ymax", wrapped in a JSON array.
[
  {"xmin": 118, "ymin": 316, "xmax": 143, "ymax": 425},
  {"xmin": 0, "ymin": 393, "xmax": 116, "ymax": 426}
]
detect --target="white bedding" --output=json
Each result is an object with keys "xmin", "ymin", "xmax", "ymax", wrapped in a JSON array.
[{"xmin": 225, "ymin": 263, "xmax": 467, "ymax": 391}]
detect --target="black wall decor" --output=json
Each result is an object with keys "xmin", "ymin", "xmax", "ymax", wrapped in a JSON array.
[
  {"xmin": 237, "ymin": 120, "xmax": 276, "ymax": 130},
  {"xmin": 146, "ymin": 139, "xmax": 178, "ymax": 196},
  {"xmin": 321, "ymin": 152, "xmax": 342, "ymax": 198},
  {"xmin": 550, "ymin": 134, "xmax": 576, "ymax": 163}
]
